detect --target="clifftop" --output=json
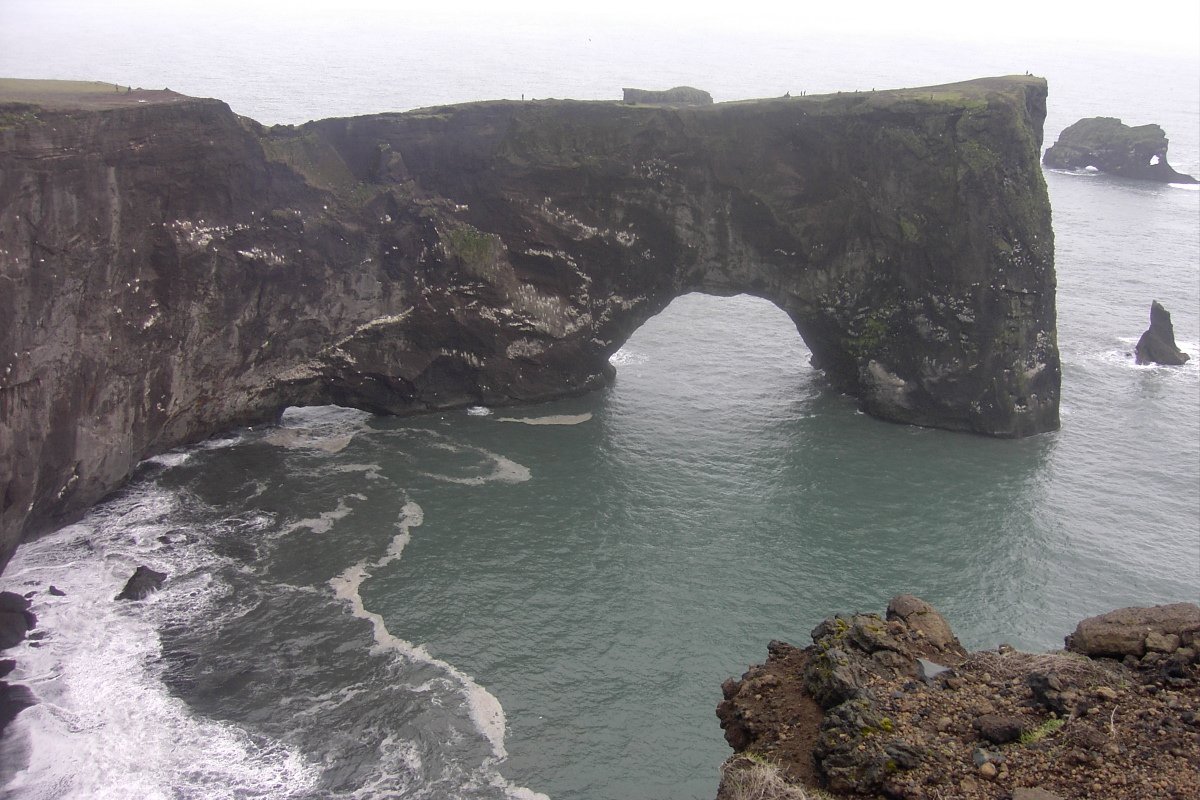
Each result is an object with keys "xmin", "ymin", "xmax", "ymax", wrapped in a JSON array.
[{"xmin": 0, "ymin": 78, "xmax": 191, "ymax": 111}]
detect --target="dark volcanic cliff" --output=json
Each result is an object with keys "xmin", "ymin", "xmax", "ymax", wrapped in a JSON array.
[{"xmin": 0, "ymin": 76, "xmax": 1059, "ymax": 571}]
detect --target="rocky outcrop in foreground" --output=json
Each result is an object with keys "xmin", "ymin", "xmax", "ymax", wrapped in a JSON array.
[
  {"xmin": 1135, "ymin": 301, "xmax": 1191, "ymax": 366},
  {"xmin": 1043, "ymin": 117, "xmax": 1198, "ymax": 183},
  {"xmin": 717, "ymin": 597, "xmax": 1200, "ymax": 799},
  {"xmin": 0, "ymin": 75, "xmax": 1059, "ymax": 573}
]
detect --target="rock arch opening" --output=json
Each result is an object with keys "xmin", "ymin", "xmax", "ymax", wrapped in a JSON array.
[{"xmin": 609, "ymin": 292, "xmax": 816, "ymax": 412}]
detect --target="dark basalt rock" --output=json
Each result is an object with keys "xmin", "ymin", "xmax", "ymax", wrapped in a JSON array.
[
  {"xmin": 115, "ymin": 566, "xmax": 168, "ymax": 601},
  {"xmin": 0, "ymin": 592, "xmax": 35, "ymax": 650},
  {"xmin": 1134, "ymin": 301, "xmax": 1191, "ymax": 365},
  {"xmin": 0, "ymin": 75, "xmax": 1059, "ymax": 573},
  {"xmin": 0, "ymin": 681, "xmax": 35, "ymax": 737},
  {"xmin": 1043, "ymin": 117, "xmax": 1198, "ymax": 183}
]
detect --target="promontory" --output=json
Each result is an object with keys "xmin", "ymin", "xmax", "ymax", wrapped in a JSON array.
[{"xmin": 0, "ymin": 76, "xmax": 1059, "ymax": 571}]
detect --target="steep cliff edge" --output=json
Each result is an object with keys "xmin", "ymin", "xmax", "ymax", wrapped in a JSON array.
[{"xmin": 0, "ymin": 76, "xmax": 1058, "ymax": 571}]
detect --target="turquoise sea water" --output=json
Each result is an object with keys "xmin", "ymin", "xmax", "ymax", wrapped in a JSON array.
[{"xmin": 1, "ymin": 5, "xmax": 1198, "ymax": 799}]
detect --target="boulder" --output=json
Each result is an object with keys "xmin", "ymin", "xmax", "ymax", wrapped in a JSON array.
[
  {"xmin": 115, "ymin": 566, "xmax": 168, "ymax": 601},
  {"xmin": 1043, "ymin": 117, "xmax": 1198, "ymax": 183},
  {"xmin": 804, "ymin": 646, "xmax": 870, "ymax": 709},
  {"xmin": 0, "ymin": 681, "xmax": 35, "ymax": 734},
  {"xmin": 1065, "ymin": 602, "xmax": 1200, "ymax": 658},
  {"xmin": 886, "ymin": 594, "xmax": 965, "ymax": 655},
  {"xmin": 974, "ymin": 712, "xmax": 1033, "ymax": 744},
  {"xmin": 0, "ymin": 592, "xmax": 35, "ymax": 650},
  {"xmin": 1134, "ymin": 301, "xmax": 1191, "ymax": 366}
]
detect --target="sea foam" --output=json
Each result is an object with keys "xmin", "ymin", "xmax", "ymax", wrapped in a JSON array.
[
  {"xmin": 328, "ymin": 502, "xmax": 548, "ymax": 800},
  {"xmin": 0, "ymin": 487, "xmax": 319, "ymax": 800}
]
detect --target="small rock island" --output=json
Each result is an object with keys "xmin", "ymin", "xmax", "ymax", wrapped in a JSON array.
[
  {"xmin": 1043, "ymin": 117, "xmax": 1198, "ymax": 183},
  {"xmin": 1135, "ymin": 301, "xmax": 1191, "ymax": 366}
]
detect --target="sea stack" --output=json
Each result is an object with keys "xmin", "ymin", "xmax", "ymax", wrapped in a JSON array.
[
  {"xmin": 1043, "ymin": 117, "xmax": 1198, "ymax": 183},
  {"xmin": 1135, "ymin": 301, "xmax": 1191, "ymax": 365}
]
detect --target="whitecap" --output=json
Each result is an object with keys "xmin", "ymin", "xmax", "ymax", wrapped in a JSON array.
[
  {"xmin": 0, "ymin": 486, "xmax": 320, "ymax": 800},
  {"xmin": 420, "ymin": 444, "xmax": 531, "ymax": 485},
  {"xmin": 466, "ymin": 406, "xmax": 492, "ymax": 416},
  {"xmin": 143, "ymin": 451, "xmax": 192, "ymax": 468},
  {"xmin": 608, "ymin": 347, "xmax": 646, "ymax": 366}
]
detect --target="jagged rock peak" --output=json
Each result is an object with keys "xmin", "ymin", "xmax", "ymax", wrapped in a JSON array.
[{"xmin": 1135, "ymin": 301, "xmax": 1191, "ymax": 365}]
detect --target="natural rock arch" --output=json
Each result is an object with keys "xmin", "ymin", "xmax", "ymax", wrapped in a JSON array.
[
  {"xmin": 0, "ymin": 76, "xmax": 1059, "ymax": 570},
  {"xmin": 295, "ymin": 76, "xmax": 1058, "ymax": 436}
]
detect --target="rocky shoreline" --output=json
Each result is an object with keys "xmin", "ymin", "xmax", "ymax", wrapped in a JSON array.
[{"xmin": 717, "ymin": 597, "xmax": 1199, "ymax": 799}]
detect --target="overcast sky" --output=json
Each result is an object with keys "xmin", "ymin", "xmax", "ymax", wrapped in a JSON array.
[
  {"xmin": 4, "ymin": 0, "xmax": 1198, "ymax": 56},
  {"xmin": 236, "ymin": 0, "xmax": 1200, "ymax": 54}
]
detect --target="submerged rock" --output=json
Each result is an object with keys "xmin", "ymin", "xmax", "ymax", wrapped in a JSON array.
[
  {"xmin": 1043, "ymin": 117, "xmax": 1198, "ymax": 183},
  {"xmin": 115, "ymin": 566, "xmax": 168, "ymax": 601},
  {"xmin": 1134, "ymin": 301, "xmax": 1191, "ymax": 366}
]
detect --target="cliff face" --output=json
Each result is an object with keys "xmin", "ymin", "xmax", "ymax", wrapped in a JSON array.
[{"xmin": 0, "ymin": 76, "xmax": 1059, "ymax": 571}]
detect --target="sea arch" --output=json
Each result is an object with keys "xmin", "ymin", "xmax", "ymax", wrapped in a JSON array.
[
  {"xmin": 302, "ymin": 76, "xmax": 1059, "ymax": 438},
  {"xmin": 0, "ymin": 76, "xmax": 1059, "ymax": 570}
]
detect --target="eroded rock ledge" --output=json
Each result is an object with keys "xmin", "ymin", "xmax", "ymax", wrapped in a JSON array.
[
  {"xmin": 0, "ymin": 76, "xmax": 1058, "ymax": 571},
  {"xmin": 716, "ymin": 597, "xmax": 1200, "ymax": 800}
]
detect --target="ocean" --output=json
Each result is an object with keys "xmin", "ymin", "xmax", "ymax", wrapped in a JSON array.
[{"xmin": 1, "ymin": 4, "xmax": 1198, "ymax": 799}]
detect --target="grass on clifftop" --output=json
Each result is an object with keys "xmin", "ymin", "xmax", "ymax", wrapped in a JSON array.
[
  {"xmin": 0, "ymin": 78, "xmax": 185, "ymax": 110},
  {"xmin": 722, "ymin": 755, "xmax": 837, "ymax": 800},
  {"xmin": 0, "ymin": 78, "xmax": 125, "ymax": 96}
]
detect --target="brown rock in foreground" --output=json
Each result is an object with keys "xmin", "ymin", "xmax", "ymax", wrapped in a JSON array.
[
  {"xmin": 1066, "ymin": 602, "xmax": 1199, "ymax": 658},
  {"xmin": 717, "ymin": 598, "xmax": 1200, "ymax": 800}
]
